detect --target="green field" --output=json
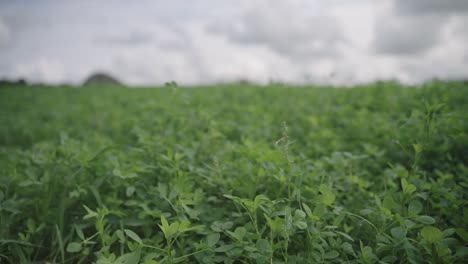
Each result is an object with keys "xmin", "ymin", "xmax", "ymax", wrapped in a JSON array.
[{"xmin": 1, "ymin": 82, "xmax": 467, "ymax": 263}]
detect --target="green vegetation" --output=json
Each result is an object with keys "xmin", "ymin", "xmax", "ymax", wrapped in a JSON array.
[{"xmin": 0, "ymin": 81, "xmax": 467, "ymax": 263}]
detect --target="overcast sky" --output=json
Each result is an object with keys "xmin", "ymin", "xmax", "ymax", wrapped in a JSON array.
[{"xmin": 1, "ymin": 0, "xmax": 467, "ymax": 85}]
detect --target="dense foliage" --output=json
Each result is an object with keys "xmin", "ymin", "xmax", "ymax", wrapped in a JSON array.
[{"xmin": 1, "ymin": 82, "xmax": 467, "ymax": 263}]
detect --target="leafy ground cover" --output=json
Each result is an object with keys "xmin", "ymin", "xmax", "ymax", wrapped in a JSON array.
[{"xmin": 0, "ymin": 81, "xmax": 467, "ymax": 263}]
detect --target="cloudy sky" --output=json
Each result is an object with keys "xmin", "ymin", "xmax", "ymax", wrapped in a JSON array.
[{"xmin": 0, "ymin": 0, "xmax": 467, "ymax": 85}]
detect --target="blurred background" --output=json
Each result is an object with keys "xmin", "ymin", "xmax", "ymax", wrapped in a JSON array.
[{"xmin": 0, "ymin": 0, "xmax": 467, "ymax": 86}]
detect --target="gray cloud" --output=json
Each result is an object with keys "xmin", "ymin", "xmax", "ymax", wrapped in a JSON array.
[
  {"xmin": 0, "ymin": 18, "xmax": 10, "ymax": 48},
  {"xmin": 401, "ymin": 53, "xmax": 468, "ymax": 82},
  {"xmin": 12, "ymin": 58, "xmax": 66, "ymax": 83},
  {"xmin": 94, "ymin": 31, "xmax": 153, "ymax": 46},
  {"xmin": 394, "ymin": 0, "xmax": 468, "ymax": 15},
  {"xmin": 452, "ymin": 15, "xmax": 468, "ymax": 40},
  {"xmin": 0, "ymin": 9, "xmax": 52, "ymax": 38},
  {"xmin": 1, "ymin": 0, "xmax": 467, "ymax": 85},
  {"xmin": 207, "ymin": 1, "xmax": 347, "ymax": 60},
  {"xmin": 0, "ymin": 61, "xmax": 12, "ymax": 78},
  {"xmin": 373, "ymin": 14, "xmax": 446, "ymax": 55},
  {"xmin": 372, "ymin": 0, "xmax": 468, "ymax": 56}
]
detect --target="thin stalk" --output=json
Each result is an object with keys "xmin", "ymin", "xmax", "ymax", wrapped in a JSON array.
[
  {"xmin": 173, "ymin": 248, "xmax": 210, "ymax": 262},
  {"xmin": 55, "ymin": 225, "xmax": 65, "ymax": 264},
  {"xmin": 344, "ymin": 212, "xmax": 379, "ymax": 233}
]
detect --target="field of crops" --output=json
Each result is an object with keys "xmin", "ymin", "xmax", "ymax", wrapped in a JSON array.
[{"xmin": 1, "ymin": 82, "xmax": 467, "ymax": 263}]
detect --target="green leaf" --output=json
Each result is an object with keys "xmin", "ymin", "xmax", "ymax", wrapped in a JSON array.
[
  {"xmin": 235, "ymin": 227, "xmax": 246, "ymax": 239},
  {"xmin": 313, "ymin": 204, "xmax": 327, "ymax": 218},
  {"xmin": 206, "ymin": 233, "xmax": 220, "ymax": 247},
  {"xmin": 377, "ymin": 234, "xmax": 391, "ymax": 244},
  {"xmin": 185, "ymin": 224, "xmax": 204, "ymax": 232},
  {"xmin": 158, "ymin": 183, "xmax": 168, "ymax": 198},
  {"xmin": 391, "ymin": 227, "xmax": 407, "ymax": 241},
  {"xmin": 82, "ymin": 205, "xmax": 97, "ymax": 219},
  {"xmin": 401, "ymin": 178, "xmax": 416, "ymax": 194},
  {"xmin": 223, "ymin": 194, "xmax": 238, "ymax": 200},
  {"xmin": 66, "ymin": 242, "xmax": 82, "ymax": 253},
  {"xmin": 408, "ymin": 200, "xmax": 423, "ymax": 216},
  {"xmin": 295, "ymin": 221, "xmax": 307, "ymax": 229},
  {"xmin": 210, "ymin": 221, "xmax": 233, "ymax": 232},
  {"xmin": 383, "ymin": 196, "xmax": 398, "ymax": 210},
  {"xmin": 342, "ymin": 242, "xmax": 355, "ymax": 255},
  {"xmin": 321, "ymin": 231, "xmax": 337, "ymax": 237},
  {"xmin": 124, "ymin": 229, "xmax": 142, "ymax": 244},
  {"xmin": 319, "ymin": 184, "xmax": 336, "ymax": 206},
  {"xmin": 244, "ymin": 246, "xmax": 257, "ymax": 252},
  {"xmin": 256, "ymin": 239, "xmax": 270, "ymax": 253},
  {"xmin": 75, "ymin": 226, "xmax": 85, "ymax": 241},
  {"xmin": 159, "ymin": 215, "xmax": 177, "ymax": 240},
  {"xmin": 177, "ymin": 220, "xmax": 190, "ymax": 232},
  {"xmin": 116, "ymin": 230, "xmax": 125, "ymax": 242},
  {"xmin": 294, "ymin": 209, "xmax": 306, "ymax": 220},
  {"xmin": 404, "ymin": 219, "xmax": 416, "ymax": 229},
  {"xmin": 360, "ymin": 209, "xmax": 373, "ymax": 216},
  {"xmin": 114, "ymin": 251, "xmax": 141, "ymax": 264},
  {"xmin": 456, "ymin": 228, "xmax": 468, "ymax": 242},
  {"xmin": 336, "ymin": 231, "xmax": 354, "ymax": 242},
  {"xmin": 161, "ymin": 215, "xmax": 169, "ymax": 230},
  {"xmin": 126, "ymin": 186, "xmax": 136, "ymax": 197},
  {"xmin": 456, "ymin": 247, "xmax": 468, "ymax": 257},
  {"xmin": 227, "ymin": 227, "xmax": 246, "ymax": 241},
  {"xmin": 381, "ymin": 256, "xmax": 398, "ymax": 263},
  {"xmin": 413, "ymin": 143, "xmax": 423, "ymax": 154},
  {"xmin": 167, "ymin": 222, "xmax": 179, "ymax": 238},
  {"xmin": 324, "ymin": 250, "xmax": 339, "ymax": 259},
  {"xmin": 441, "ymin": 228, "xmax": 455, "ymax": 237},
  {"xmin": 421, "ymin": 226, "xmax": 442, "ymax": 243},
  {"xmin": 302, "ymin": 203, "xmax": 313, "ymax": 218},
  {"xmin": 214, "ymin": 244, "xmax": 235, "ymax": 252},
  {"xmin": 360, "ymin": 241, "xmax": 377, "ymax": 262},
  {"xmin": 414, "ymin": 215, "xmax": 435, "ymax": 225}
]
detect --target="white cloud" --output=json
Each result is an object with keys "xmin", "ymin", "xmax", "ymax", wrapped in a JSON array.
[
  {"xmin": 452, "ymin": 15, "xmax": 468, "ymax": 41},
  {"xmin": 14, "ymin": 58, "xmax": 66, "ymax": 83},
  {"xmin": 207, "ymin": 1, "xmax": 347, "ymax": 60},
  {"xmin": 373, "ymin": 14, "xmax": 446, "ymax": 55},
  {"xmin": 372, "ymin": 0, "xmax": 468, "ymax": 56},
  {"xmin": 94, "ymin": 31, "xmax": 153, "ymax": 46},
  {"xmin": 0, "ymin": 0, "xmax": 467, "ymax": 85},
  {"xmin": 107, "ymin": 23, "xmax": 295, "ymax": 85},
  {"xmin": 398, "ymin": 16, "xmax": 468, "ymax": 82},
  {"xmin": 370, "ymin": 0, "xmax": 468, "ymax": 82}
]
